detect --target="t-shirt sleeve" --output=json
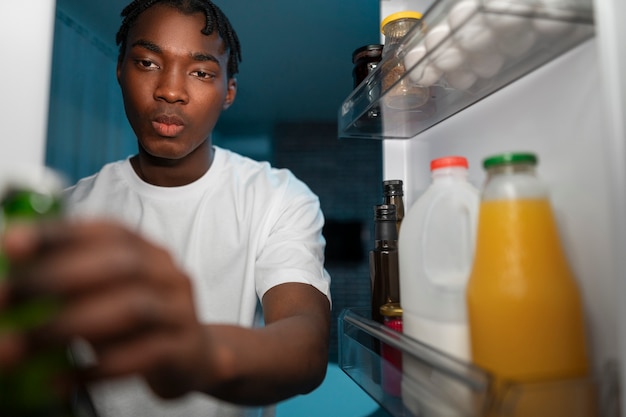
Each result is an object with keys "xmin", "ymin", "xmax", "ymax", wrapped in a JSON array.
[{"xmin": 254, "ymin": 174, "xmax": 332, "ymax": 305}]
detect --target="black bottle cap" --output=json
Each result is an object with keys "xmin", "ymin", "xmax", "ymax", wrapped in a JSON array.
[
  {"xmin": 352, "ymin": 44, "xmax": 384, "ymax": 63},
  {"xmin": 382, "ymin": 179, "xmax": 404, "ymax": 197}
]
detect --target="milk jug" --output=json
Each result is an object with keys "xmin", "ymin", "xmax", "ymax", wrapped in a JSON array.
[{"xmin": 398, "ymin": 155, "xmax": 479, "ymax": 361}]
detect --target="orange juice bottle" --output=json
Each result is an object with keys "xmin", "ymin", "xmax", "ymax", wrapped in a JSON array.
[{"xmin": 466, "ymin": 152, "xmax": 592, "ymax": 415}]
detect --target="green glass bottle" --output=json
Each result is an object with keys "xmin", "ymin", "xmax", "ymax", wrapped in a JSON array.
[{"xmin": 0, "ymin": 167, "xmax": 75, "ymax": 417}]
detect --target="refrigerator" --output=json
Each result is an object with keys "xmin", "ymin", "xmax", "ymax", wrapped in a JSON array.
[
  {"xmin": 338, "ymin": 0, "xmax": 626, "ymax": 415},
  {"xmin": 0, "ymin": 1, "xmax": 56, "ymax": 171}
]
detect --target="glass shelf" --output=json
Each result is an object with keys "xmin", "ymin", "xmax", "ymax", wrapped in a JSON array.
[
  {"xmin": 338, "ymin": 0, "xmax": 595, "ymax": 140},
  {"xmin": 338, "ymin": 308, "xmax": 620, "ymax": 417}
]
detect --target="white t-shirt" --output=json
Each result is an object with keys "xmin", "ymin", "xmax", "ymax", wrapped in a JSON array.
[{"xmin": 64, "ymin": 147, "xmax": 332, "ymax": 417}]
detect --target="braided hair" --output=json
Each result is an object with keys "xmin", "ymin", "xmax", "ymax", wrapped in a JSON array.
[{"xmin": 115, "ymin": 0, "xmax": 242, "ymax": 77}]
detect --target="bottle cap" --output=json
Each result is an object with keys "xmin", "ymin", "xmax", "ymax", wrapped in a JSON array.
[
  {"xmin": 352, "ymin": 44, "xmax": 384, "ymax": 63},
  {"xmin": 430, "ymin": 156, "xmax": 468, "ymax": 171},
  {"xmin": 483, "ymin": 152, "xmax": 537, "ymax": 169},
  {"xmin": 382, "ymin": 179, "xmax": 404, "ymax": 196},
  {"xmin": 381, "ymin": 11, "xmax": 423, "ymax": 33},
  {"xmin": 380, "ymin": 302, "xmax": 403, "ymax": 317}
]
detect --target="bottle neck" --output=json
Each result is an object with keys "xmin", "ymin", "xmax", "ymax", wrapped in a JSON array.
[
  {"xmin": 486, "ymin": 163, "xmax": 536, "ymax": 179},
  {"xmin": 482, "ymin": 163, "xmax": 546, "ymax": 201},
  {"xmin": 431, "ymin": 166, "xmax": 469, "ymax": 183},
  {"xmin": 383, "ymin": 195, "xmax": 404, "ymax": 215},
  {"xmin": 384, "ymin": 194, "xmax": 403, "ymax": 204},
  {"xmin": 375, "ymin": 219, "xmax": 398, "ymax": 243}
]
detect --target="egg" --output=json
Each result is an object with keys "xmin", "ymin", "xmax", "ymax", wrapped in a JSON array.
[
  {"xmin": 445, "ymin": 67, "xmax": 478, "ymax": 90},
  {"xmin": 498, "ymin": 29, "xmax": 537, "ymax": 57},
  {"xmin": 469, "ymin": 51, "xmax": 505, "ymax": 78},
  {"xmin": 403, "ymin": 43, "xmax": 427, "ymax": 72},
  {"xmin": 425, "ymin": 23, "xmax": 453, "ymax": 51},
  {"xmin": 423, "ymin": 23, "xmax": 465, "ymax": 73},
  {"xmin": 448, "ymin": 0, "xmax": 497, "ymax": 53},
  {"xmin": 433, "ymin": 43, "xmax": 465, "ymax": 72},
  {"xmin": 448, "ymin": 0, "xmax": 481, "ymax": 29},
  {"xmin": 411, "ymin": 64, "xmax": 443, "ymax": 88},
  {"xmin": 455, "ymin": 18, "xmax": 497, "ymax": 53},
  {"xmin": 404, "ymin": 44, "xmax": 443, "ymax": 87}
]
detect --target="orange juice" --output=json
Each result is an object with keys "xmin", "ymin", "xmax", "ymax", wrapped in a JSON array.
[{"xmin": 466, "ymin": 198, "xmax": 589, "ymax": 384}]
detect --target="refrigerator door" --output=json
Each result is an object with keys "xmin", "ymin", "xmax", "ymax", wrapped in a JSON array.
[
  {"xmin": 375, "ymin": 0, "xmax": 626, "ymax": 412},
  {"xmin": 0, "ymin": 1, "xmax": 57, "ymax": 170},
  {"xmin": 340, "ymin": 0, "xmax": 626, "ymax": 413},
  {"xmin": 385, "ymin": 36, "xmax": 618, "ymax": 379}
]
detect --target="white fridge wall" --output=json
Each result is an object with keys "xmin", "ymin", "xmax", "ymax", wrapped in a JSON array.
[
  {"xmin": 0, "ymin": 1, "xmax": 56, "ymax": 170},
  {"xmin": 381, "ymin": 0, "xmax": 437, "ymax": 17},
  {"xmin": 383, "ymin": 38, "xmax": 619, "ymax": 377},
  {"xmin": 593, "ymin": 0, "xmax": 626, "ymax": 411}
]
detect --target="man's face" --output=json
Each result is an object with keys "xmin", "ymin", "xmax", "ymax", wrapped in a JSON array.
[{"xmin": 117, "ymin": 4, "xmax": 236, "ymax": 161}]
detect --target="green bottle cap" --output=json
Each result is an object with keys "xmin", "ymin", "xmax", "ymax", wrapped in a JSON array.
[{"xmin": 483, "ymin": 152, "xmax": 538, "ymax": 169}]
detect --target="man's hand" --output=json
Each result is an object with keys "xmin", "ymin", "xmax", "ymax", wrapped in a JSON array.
[{"xmin": 0, "ymin": 219, "xmax": 206, "ymax": 398}]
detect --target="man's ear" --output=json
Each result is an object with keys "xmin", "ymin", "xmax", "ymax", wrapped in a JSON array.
[
  {"xmin": 116, "ymin": 59, "xmax": 122, "ymax": 85},
  {"xmin": 223, "ymin": 78, "xmax": 237, "ymax": 110}
]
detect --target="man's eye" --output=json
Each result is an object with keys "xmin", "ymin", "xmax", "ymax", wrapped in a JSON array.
[
  {"xmin": 136, "ymin": 60, "xmax": 157, "ymax": 69},
  {"xmin": 193, "ymin": 71, "xmax": 213, "ymax": 79}
]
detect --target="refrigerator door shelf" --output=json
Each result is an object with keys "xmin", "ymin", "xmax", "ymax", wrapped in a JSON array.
[
  {"xmin": 338, "ymin": 0, "xmax": 594, "ymax": 140},
  {"xmin": 339, "ymin": 308, "xmax": 619, "ymax": 417}
]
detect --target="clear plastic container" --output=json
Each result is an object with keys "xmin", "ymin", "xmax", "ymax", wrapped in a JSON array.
[
  {"xmin": 338, "ymin": 0, "xmax": 594, "ymax": 140},
  {"xmin": 338, "ymin": 308, "xmax": 611, "ymax": 417},
  {"xmin": 381, "ymin": 11, "xmax": 430, "ymax": 110}
]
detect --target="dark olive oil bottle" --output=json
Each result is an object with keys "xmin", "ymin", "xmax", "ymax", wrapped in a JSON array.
[{"xmin": 369, "ymin": 204, "xmax": 400, "ymax": 325}]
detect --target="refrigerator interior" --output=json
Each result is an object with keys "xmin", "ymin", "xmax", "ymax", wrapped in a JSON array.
[
  {"xmin": 338, "ymin": 0, "xmax": 626, "ymax": 414},
  {"xmin": 384, "ymin": 37, "xmax": 617, "ymax": 378}
]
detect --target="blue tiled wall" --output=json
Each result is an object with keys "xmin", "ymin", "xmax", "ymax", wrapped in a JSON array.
[{"xmin": 273, "ymin": 122, "xmax": 382, "ymax": 363}]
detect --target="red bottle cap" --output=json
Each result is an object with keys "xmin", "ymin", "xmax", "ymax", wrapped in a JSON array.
[{"xmin": 430, "ymin": 156, "xmax": 469, "ymax": 171}]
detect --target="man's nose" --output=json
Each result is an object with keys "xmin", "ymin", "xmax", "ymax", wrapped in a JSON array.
[{"xmin": 154, "ymin": 69, "xmax": 189, "ymax": 104}]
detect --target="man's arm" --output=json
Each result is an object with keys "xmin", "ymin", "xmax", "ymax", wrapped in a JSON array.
[
  {"xmin": 196, "ymin": 283, "xmax": 330, "ymax": 404},
  {"xmin": 0, "ymin": 220, "xmax": 330, "ymax": 406}
]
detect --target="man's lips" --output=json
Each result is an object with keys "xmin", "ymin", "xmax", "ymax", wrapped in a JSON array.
[
  {"xmin": 154, "ymin": 114, "xmax": 184, "ymax": 125},
  {"xmin": 152, "ymin": 114, "xmax": 185, "ymax": 137}
]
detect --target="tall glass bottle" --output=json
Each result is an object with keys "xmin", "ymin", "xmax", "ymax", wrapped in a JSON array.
[
  {"xmin": 0, "ymin": 167, "xmax": 77, "ymax": 417},
  {"xmin": 382, "ymin": 179, "xmax": 405, "ymax": 235},
  {"xmin": 369, "ymin": 204, "xmax": 400, "ymax": 325},
  {"xmin": 466, "ymin": 153, "xmax": 593, "ymax": 415}
]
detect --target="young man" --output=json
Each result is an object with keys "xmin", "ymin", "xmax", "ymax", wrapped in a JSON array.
[{"xmin": 0, "ymin": 1, "xmax": 331, "ymax": 416}]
